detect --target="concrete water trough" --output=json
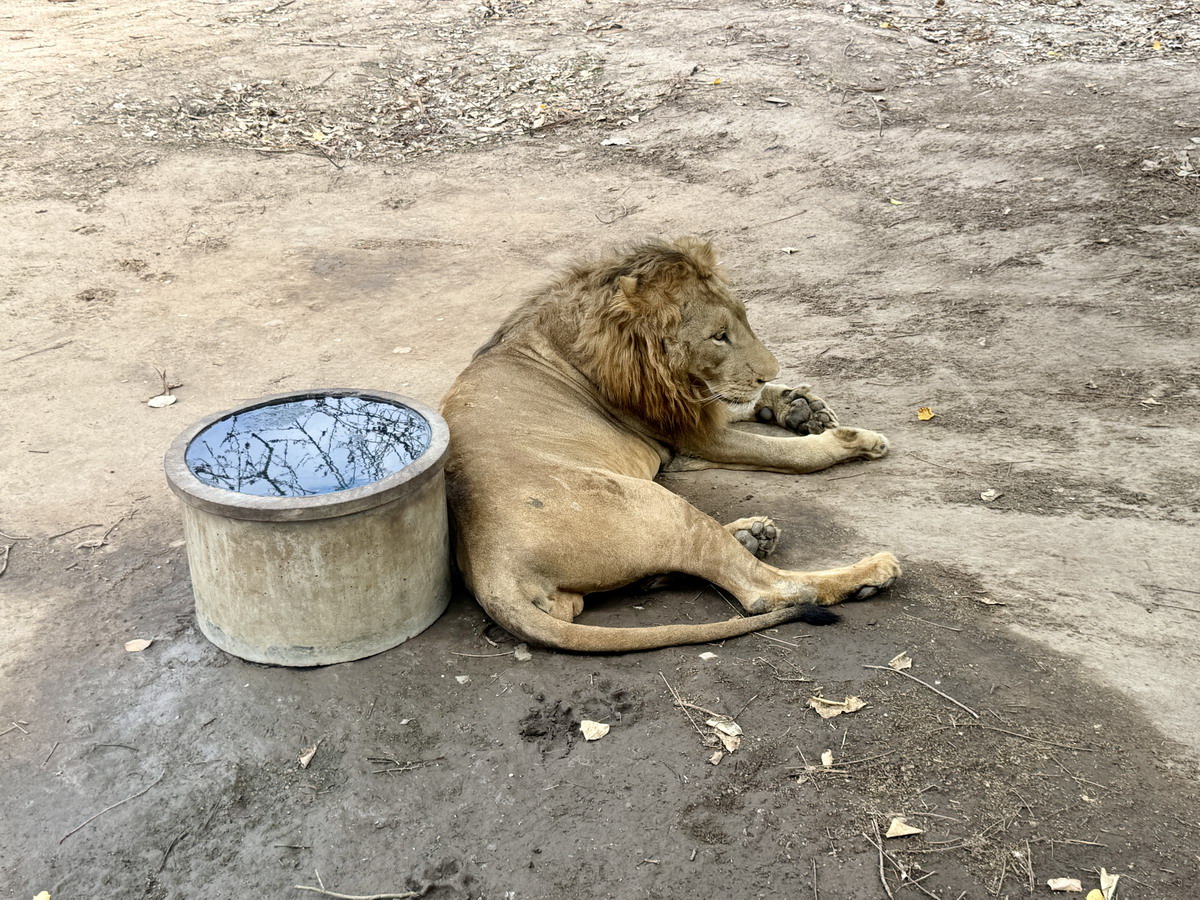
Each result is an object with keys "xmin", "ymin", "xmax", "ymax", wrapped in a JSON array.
[{"xmin": 164, "ymin": 389, "xmax": 451, "ymax": 666}]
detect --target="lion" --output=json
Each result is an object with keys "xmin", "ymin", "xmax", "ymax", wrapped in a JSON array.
[{"xmin": 439, "ymin": 236, "xmax": 900, "ymax": 652}]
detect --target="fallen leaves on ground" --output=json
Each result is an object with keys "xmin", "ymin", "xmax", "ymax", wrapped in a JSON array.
[
  {"xmin": 1048, "ymin": 878, "xmax": 1083, "ymax": 892},
  {"xmin": 807, "ymin": 696, "xmax": 867, "ymax": 719},
  {"xmin": 124, "ymin": 639, "xmax": 153, "ymax": 652},
  {"xmin": 580, "ymin": 720, "xmax": 609, "ymax": 741},
  {"xmin": 888, "ymin": 652, "xmax": 913, "ymax": 671},
  {"xmin": 917, "ymin": 406, "xmax": 936, "ymax": 420},
  {"xmin": 885, "ymin": 817, "xmax": 924, "ymax": 838}
]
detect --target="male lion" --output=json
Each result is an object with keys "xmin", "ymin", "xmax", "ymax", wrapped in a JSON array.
[{"xmin": 440, "ymin": 237, "xmax": 900, "ymax": 652}]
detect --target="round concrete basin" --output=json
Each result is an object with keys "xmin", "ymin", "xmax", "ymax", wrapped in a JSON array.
[{"xmin": 164, "ymin": 389, "xmax": 451, "ymax": 666}]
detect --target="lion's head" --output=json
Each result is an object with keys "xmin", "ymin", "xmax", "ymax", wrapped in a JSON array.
[{"xmin": 571, "ymin": 237, "xmax": 780, "ymax": 444}]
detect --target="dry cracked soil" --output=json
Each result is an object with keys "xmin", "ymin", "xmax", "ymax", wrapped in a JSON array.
[{"xmin": 2, "ymin": 0, "xmax": 1199, "ymax": 897}]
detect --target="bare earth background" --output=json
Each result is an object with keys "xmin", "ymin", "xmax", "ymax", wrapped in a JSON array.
[{"xmin": 2, "ymin": 0, "xmax": 1199, "ymax": 897}]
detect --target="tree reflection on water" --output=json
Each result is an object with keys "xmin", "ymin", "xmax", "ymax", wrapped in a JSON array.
[{"xmin": 186, "ymin": 396, "xmax": 432, "ymax": 496}]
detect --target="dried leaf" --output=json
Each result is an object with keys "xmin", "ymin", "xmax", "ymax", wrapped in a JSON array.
[
  {"xmin": 1099, "ymin": 868, "xmax": 1120, "ymax": 900},
  {"xmin": 888, "ymin": 197, "xmax": 904, "ymax": 205},
  {"xmin": 976, "ymin": 596, "xmax": 1005, "ymax": 606},
  {"xmin": 718, "ymin": 732, "xmax": 741, "ymax": 752},
  {"xmin": 298, "ymin": 744, "xmax": 317, "ymax": 768},
  {"xmin": 1086, "ymin": 892, "xmax": 1104, "ymax": 900},
  {"xmin": 34, "ymin": 892, "xmax": 51, "ymax": 900},
  {"xmin": 600, "ymin": 136, "xmax": 630, "ymax": 146},
  {"xmin": 513, "ymin": 643, "xmax": 532, "ymax": 662},
  {"xmin": 980, "ymin": 489, "xmax": 1003, "ymax": 502},
  {"xmin": 580, "ymin": 720, "xmax": 609, "ymax": 741},
  {"xmin": 820, "ymin": 749, "xmax": 834, "ymax": 768},
  {"xmin": 124, "ymin": 638, "xmax": 153, "ymax": 652},
  {"xmin": 1048, "ymin": 878, "xmax": 1083, "ymax": 892},
  {"xmin": 455, "ymin": 675, "xmax": 471, "ymax": 685},
  {"xmin": 807, "ymin": 696, "xmax": 867, "ymax": 719},
  {"xmin": 705, "ymin": 717, "xmax": 743, "ymax": 738},
  {"xmin": 763, "ymin": 96, "xmax": 790, "ymax": 106},
  {"xmin": 698, "ymin": 651, "xmax": 718, "ymax": 660},
  {"xmin": 917, "ymin": 406, "xmax": 936, "ymax": 421},
  {"xmin": 1139, "ymin": 397, "xmax": 1161, "ymax": 407},
  {"xmin": 709, "ymin": 751, "xmax": 724, "ymax": 765},
  {"xmin": 888, "ymin": 652, "xmax": 912, "ymax": 671},
  {"xmin": 148, "ymin": 394, "xmax": 177, "ymax": 408},
  {"xmin": 712, "ymin": 78, "xmax": 722, "ymax": 85},
  {"xmin": 780, "ymin": 247, "xmax": 800, "ymax": 254},
  {"xmin": 392, "ymin": 346, "xmax": 413, "ymax": 354},
  {"xmin": 885, "ymin": 817, "xmax": 924, "ymax": 838}
]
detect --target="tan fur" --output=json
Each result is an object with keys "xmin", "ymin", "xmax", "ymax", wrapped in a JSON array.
[{"xmin": 440, "ymin": 237, "xmax": 900, "ymax": 652}]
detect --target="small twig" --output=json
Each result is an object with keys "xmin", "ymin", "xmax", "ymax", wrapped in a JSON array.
[
  {"xmin": 744, "ymin": 209, "xmax": 808, "ymax": 229},
  {"xmin": 275, "ymin": 843, "xmax": 313, "ymax": 850},
  {"xmin": 866, "ymin": 821, "xmax": 896, "ymax": 899},
  {"xmin": 61, "ymin": 773, "xmax": 164, "ymax": 842},
  {"xmin": 733, "ymin": 694, "xmax": 759, "ymax": 720},
  {"xmin": 9, "ymin": 721, "xmax": 29, "ymax": 734},
  {"xmin": 1156, "ymin": 585, "xmax": 1200, "ymax": 595},
  {"xmin": 863, "ymin": 665, "xmax": 979, "ymax": 719},
  {"xmin": 900, "ymin": 612, "xmax": 963, "ymax": 633},
  {"xmin": 812, "ymin": 857, "xmax": 819, "ymax": 900},
  {"xmin": 907, "ymin": 451, "xmax": 982, "ymax": 477},
  {"xmin": 965, "ymin": 723, "xmax": 1094, "ymax": 753},
  {"xmin": 0, "ymin": 528, "xmax": 30, "ymax": 540},
  {"xmin": 0, "ymin": 544, "xmax": 10, "ymax": 577},
  {"xmin": 294, "ymin": 885, "xmax": 418, "ymax": 899},
  {"xmin": 1151, "ymin": 600, "xmax": 1200, "ymax": 615},
  {"xmin": 5, "ymin": 339, "xmax": 73, "ymax": 364},
  {"xmin": 49, "ymin": 523, "xmax": 105, "ymax": 541},
  {"xmin": 158, "ymin": 830, "xmax": 186, "ymax": 873},
  {"xmin": 660, "ymin": 671, "xmax": 709, "ymax": 744},
  {"xmin": 449, "ymin": 650, "xmax": 513, "ymax": 658},
  {"xmin": 43, "ymin": 741, "xmax": 60, "ymax": 767}
]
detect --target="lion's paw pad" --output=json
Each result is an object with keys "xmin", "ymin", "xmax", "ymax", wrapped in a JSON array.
[
  {"xmin": 727, "ymin": 516, "xmax": 780, "ymax": 559},
  {"xmin": 759, "ymin": 386, "xmax": 839, "ymax": 435}
]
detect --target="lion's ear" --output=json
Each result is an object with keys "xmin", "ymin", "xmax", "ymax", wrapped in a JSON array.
[{"xmin": 675, "ymin": 236, "xmax": 717, "ymax": 277}]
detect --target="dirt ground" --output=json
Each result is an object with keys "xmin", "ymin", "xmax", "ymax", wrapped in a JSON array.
[{"xmin": 3, "ymin": 0, "xmax": 1199, "ymax": 897}]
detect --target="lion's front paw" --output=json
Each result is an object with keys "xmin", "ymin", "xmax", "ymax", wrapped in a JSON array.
[
  {"xmin": 832, "ymin": 426, "xmax": 889, "ymax": 459},
  {"xmin": 757, "ymin": 384, "xmax": 839, "ymax": 435}
]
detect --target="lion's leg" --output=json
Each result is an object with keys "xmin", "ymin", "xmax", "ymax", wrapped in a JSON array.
[
  {"xmin": 534, "ymin": 476, "xmax": 898, "ymax": 612},
  {"xmin": 667, "ymin": 425, "xmax": 889, "ymax": 475}
]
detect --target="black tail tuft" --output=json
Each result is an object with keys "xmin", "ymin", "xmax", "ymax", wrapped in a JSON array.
[{"xmin": 791, "ymin": 603, "xmax": 840, "ymax": 626}]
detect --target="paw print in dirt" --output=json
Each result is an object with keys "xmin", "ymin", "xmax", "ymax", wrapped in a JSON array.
[
  {"xmin": 757, "ymin": 384, "xmax": 839, "ymax": 435},
  {"xmin": 518, "ymin": 680, "xmax": 641, "ymax": 756}
]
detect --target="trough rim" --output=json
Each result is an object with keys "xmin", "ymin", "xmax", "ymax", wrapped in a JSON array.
[{"xmin": 164, "ymin": 388, "xmax": 449, "ymax": 523}]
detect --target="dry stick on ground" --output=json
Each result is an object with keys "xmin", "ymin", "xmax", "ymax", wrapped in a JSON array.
[
  {"xmin": 449, "ymin": 650, "xmax": 513, "ymax": 658},
  {"xmin": 1152, "ymin": 600, "xmax": 1200, "ymax": 615},
  {"xmin": 866, "ymin": 820, "xmax": 896, "ymax": 900},
  {"xmin": 294, "ymin": 885, "xmax": 418, "ymax": 900},
  {"xmin": 863, "ymin": 665, "xmax": 979, "ymax": 719},
  {"xmin": 0, "ymin": 527, "xmax": 30, "ymax": 540},
  {"xmin": 963, "ymin": 723, "xmax": 1094, "ymax": 753},
  {"xmin": 61, "ymin": 773, "xmax": 164, "ymax": 843},
  {"xmin": 900, "ymin": 612, "xmax": 963, "ymax": 633},
  {"xmin": 0, "ymin": 543, "xmax": 10, "ymax": 577},
  {"xmin": 659, "ymin": 671, "xmax": 710, "ymax": 744}
]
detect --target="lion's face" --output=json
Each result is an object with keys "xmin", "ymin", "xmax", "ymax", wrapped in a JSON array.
[{"xmin": 674, "ymin": 281, "xmax": 780, "ymax": 410}]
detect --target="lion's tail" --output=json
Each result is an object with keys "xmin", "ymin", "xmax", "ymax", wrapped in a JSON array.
[{"xmin": 483, "ymin": 595, "xmax": 838, "ymax": 654}]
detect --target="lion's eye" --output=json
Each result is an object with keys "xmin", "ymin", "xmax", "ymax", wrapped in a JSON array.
[{"xmin": 712, "ymin": 331, "xmax": 728, "ymax": 343}]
